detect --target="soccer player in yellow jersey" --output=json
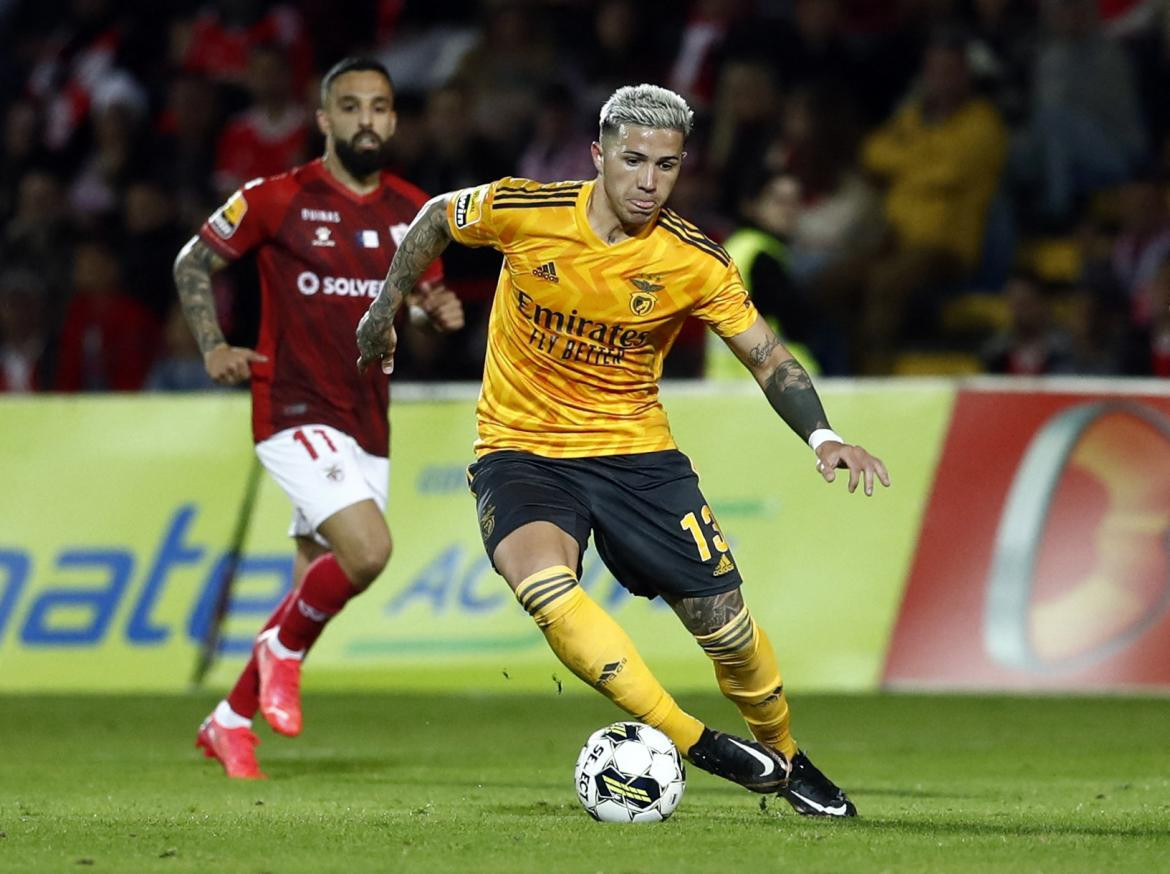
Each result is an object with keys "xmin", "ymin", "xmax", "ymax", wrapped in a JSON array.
[{"xmin": 358, "ymin": 84, "xmax": 890, "ymax": 817}]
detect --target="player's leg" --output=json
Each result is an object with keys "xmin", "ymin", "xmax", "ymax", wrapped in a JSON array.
[
  {"xmin": 249, "ymin": 426, "xmax": 390, "ymax": 736},
  {"xmin": 470, "ymin": 452, "xmax": 715, "ymax": 769},
  {"xmin": 217, "ymin": 536, "xmax": 326, "ymax": 723},
  {"xmin": 665, "ymin": 574, "xmax": 857, "ymax": 813},
  {"xmin": 666, "ymin": 587, "xmax": 796, "ymax": 760},
  {"xmin": 255, "ymin": 500, "xmax": 390, "ymax": 737},
  {"xmin": 196, "ymin": 519, "xmax": 327, "ymax": 777},
  {"xmin": 584, "ymin": 450, "xmax": 795, "ymax": 794},
  {"xmin": 492, "ymin": 520, "xmax": 710, "ymax": 756}
]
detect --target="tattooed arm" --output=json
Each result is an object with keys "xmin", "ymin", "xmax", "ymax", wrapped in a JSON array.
[
  {"xmin": 173, "ymin": 237, "xmax": 268, "ymax": 385},
  {"xmin": 725, "ymin": 315, "xmax": 829, "ymax": 442},
  {"xmin": 356, "ymin": 194, "xmax": 455, "ymax": 373},
  {"xmin": 724, "ymin": 315, "xmax": 890, "ymax": 495}
]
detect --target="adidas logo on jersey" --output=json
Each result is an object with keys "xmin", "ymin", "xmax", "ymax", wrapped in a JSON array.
[
  {"xmin": 532, "ymin": 262, "xmax": 559, "ymax": 283},
  {"xmin": 713, "ymin": 554, "xmax": 736, "ymax": 577}
]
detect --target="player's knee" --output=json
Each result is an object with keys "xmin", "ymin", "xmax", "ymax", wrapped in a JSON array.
[
  {"xmin": 695, "ymin": 610, "xmax": 757, "ymax": 665},
  {"xmin": 338, "ymin": 539, "xmax": 391, "ymax": 589}
]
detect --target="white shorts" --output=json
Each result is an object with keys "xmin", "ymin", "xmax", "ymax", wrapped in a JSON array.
[{"xmin": 255, "ymin": 424, "xmax": 389, "ymax": 547}]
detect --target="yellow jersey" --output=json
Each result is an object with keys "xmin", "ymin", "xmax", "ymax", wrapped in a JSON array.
[{"xmin": 447, "ymin": 177, "xmax": 758, "ymax": 458}]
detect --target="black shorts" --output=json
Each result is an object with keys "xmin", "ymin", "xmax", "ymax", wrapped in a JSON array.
[{"xmin": 466, "ymin": 449, "xmax": 743, "ymax": 600}]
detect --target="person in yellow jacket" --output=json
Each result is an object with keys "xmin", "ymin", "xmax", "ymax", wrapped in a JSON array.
[{"xmin": 818, "ymin": 29, "xmax": 1008, "ymax": 374}]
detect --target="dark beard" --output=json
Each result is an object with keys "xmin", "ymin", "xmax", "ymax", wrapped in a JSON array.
[{"xmin": 334, "ymin": 136, "xmax": 391, "ymax": 178}]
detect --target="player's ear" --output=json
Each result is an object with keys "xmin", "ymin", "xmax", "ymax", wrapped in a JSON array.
[
  {"xmin": 316, "ymin": 108, "xmax": 330, "ymax": 138},
  {"xmin": 590, "ymin": 141, "xmax": 603, "ymax": 176}
]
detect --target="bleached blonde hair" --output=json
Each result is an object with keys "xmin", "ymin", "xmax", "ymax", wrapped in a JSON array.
[{"xmin": 599, "ymin": 84, "xmax": 694, "ymax": 140}]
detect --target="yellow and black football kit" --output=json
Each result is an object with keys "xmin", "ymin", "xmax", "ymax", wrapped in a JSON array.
[{"xmin": 452, "ymin": 178, "xmax": 799, "ymax": 764}]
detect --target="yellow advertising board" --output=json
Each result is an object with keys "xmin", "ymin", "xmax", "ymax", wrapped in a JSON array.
[{"xmin": 0, "ymin": 383, "xmax": 949, "ymax": 693}]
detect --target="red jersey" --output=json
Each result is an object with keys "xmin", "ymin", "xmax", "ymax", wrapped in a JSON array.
[{"xmin": 198, "ymin": 158, "xmax": 441, "ymax": 456}]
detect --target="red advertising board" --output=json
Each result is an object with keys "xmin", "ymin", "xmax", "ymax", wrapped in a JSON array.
[{"xmin": 884, "ymin": 385, "xmax": 1170, "ymax": 690}]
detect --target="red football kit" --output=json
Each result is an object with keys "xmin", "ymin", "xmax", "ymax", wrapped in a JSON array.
[{"xmin": 199, "ymin": 159, "xmax": 441, "ymax": 457}]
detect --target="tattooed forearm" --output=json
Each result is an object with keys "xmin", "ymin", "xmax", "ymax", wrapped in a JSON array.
[
  {"xmin": 173, "ymin": 237, "xmax": 228, "ymax": 355},
  {"xmin": 357, "ymin": 195, "xmax": 453, "ymax": 357},
  {"xmin": 748, "ymin": 331, "xmax": 782, "ymax": 367},
  {"xmin": 667, "ymin": 589, "xmax": 747, "ymax": 636},
  {"xmin": 763, "ymin": 358, "xmax": 830, "ymax": 443}
]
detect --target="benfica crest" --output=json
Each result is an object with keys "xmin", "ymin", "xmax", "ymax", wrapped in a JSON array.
[{"xmin": 628, "ymin": 274, "xmax": 665, "ymax": 316}]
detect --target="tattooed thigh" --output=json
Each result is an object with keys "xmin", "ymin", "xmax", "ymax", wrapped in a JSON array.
[{"xmin": 666, "ymin": 588, "xmax": 747, "ymax": 636}]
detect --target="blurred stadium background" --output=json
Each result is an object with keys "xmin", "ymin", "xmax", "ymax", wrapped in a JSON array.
[
  {"xmin": 2, "ymin": 0, "xmax": 1169, "ymax": 692},
  {"xmin": 2, "ymin": 3, "xmax": 1169, "ymax": 871}
]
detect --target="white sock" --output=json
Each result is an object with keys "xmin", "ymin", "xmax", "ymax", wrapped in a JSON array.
[
  {"xmin": 264, "ymin": 627, "xmax": 305, "ymax": 661},
  {"xmin": 214, "ymin": 700, "xmax": 251, "ymax": 729}
]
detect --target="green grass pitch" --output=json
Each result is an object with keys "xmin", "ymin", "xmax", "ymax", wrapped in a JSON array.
[{"xmin": 1, "ymin": 691, "xmax": 1167, "ymax": 873}]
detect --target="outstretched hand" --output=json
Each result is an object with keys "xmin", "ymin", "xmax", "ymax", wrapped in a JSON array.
[
  {"xmin": 356, "ymin": 309, "xmax": 397, "ymax": 375},
  {"xmin": 204, "ymin": 343, "xmax": 267, "ymax": 385},
  {"xmin": 814, "ymin": 441, "xmax": 891, "ymax": 496}
]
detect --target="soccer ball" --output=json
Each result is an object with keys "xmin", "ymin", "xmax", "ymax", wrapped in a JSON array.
[{"xmin": 573, "ymin": 721, "xmax": 686, "ymax": 823}]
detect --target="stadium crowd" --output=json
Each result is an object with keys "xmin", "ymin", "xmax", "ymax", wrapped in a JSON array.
[{"xmin": 4, "ymin": 0, "xmax": 1170, "ymax": 388}]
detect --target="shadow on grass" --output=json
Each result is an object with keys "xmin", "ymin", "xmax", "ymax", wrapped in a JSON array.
[
  {"xmin": 267, "ymin": 756, "xmax": 399, "ymax": 778},
  {"xmin": 852, "ymin": 817, "xmax": 1170, "ymax": 840},
  {"xmin": 267, "ymin": 760, "xmax": 568, "ymax": 793},
  {"xmin": 488, "ymin": 802, "xmax": 580, "ymax": 818},
  {"xmin": 851, "ymin": 785, "xmax": 985, "ymax": 800}
]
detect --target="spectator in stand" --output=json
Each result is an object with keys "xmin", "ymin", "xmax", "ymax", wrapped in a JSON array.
[
  {"xmin": 55, "ymin": 238, "xmax": 160, "ymax": 392},
  {"xmin": 707, "ymin": 171, "xmax": 819, "ymax": 377},
  {"xmin": 68, "ymin": 70, "xmax": 150, "ymax": 226},
  {"xmin": 769, "ymin": 83, "xmax": 881, "ymax": 288},
  {"xmin": 176, "ymin": 0, "xmax": 313, "ymax": 108},
  {"xmin": 121, "ymin": 176, "xmax": 190, "ymax": 321},
  {"xmin": 980, "ymin": 270, "xmax": 1074, "ymax": 374},
  {"xmin": 1, "ymin": 99, "xmax": 42, "ymax": 218},
  {"xmin": 517, "ymin": 82, "xmax": 595, "ymax": 184},
  {"xmin": 0, "ymin": 269, "xmax": 52, "ymax": 393},
  {"xmin": 1, "ymin": 164, "xmax": 75, "ymax": 321},
  {"xmin": 824, "ymin": 29, "xmax": 1007, "ymax": 373},
  {"xmin": 1122, "ymin": 256, "xmax": 1170, "ymax": 375},
  {"xmin": 145, "ymin": 303, "xmax": 222, "ymax": 392},
  {"xmin": 962, "ymin": 0, "xmax": 1037, "ymax": 125},
  {"xmin": 409, "ymin": 82, "xmax": 509, "ymax": 195},
  {"xmin": 1055, "ymin": 282, "xmax": 1125, "ymax": 375},
  {"xmin": 668, "ymin": 0, "xmax": 746, "ymax": 107},
  {"xmin": 708, "ymin": 59, "xmax": 783, "ymax": 215},
  {"xmin": 453, "ymin": 2, "xmax": 557, "ymax": 157},
  {"xmin": 213, "ymin": 42, "xmax": 310, "ymax": 196},
  {"xmin": 576, "ymin": 0, "xmax": 666, "ymax": 111},
  {"xmin": 24, "ymin": 0, "xmax": 124, "ymax": 154},
  {"xmin": 728, "ymin": 0, "xmax": 863, "ymax": 96},
  {"xmin": 382, "ymin": 90, "xmax": 428, "ymax": 179},
  {"xmin": 404, "ymin": 81, "xmax": 509, "ymax": 380},
  {"xmin": 150, "ymin": 73, "xmax": 222, "ymax": 230},
  {"xmin": 1111, "ymin": 174, "xmax": 1170, "ymax": 329},
  {"xmin": 1013, "ymin": 0, "xmax": 1146, "ymax": 227}
]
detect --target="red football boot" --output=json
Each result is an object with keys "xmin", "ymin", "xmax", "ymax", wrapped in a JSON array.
[
  {"xmin": 195, "ymin": 715, "xmax": 266, "ymax": 779},
  {"xmin": 255, "ymin": 628, "xmax": 303, "ymax": 737}
]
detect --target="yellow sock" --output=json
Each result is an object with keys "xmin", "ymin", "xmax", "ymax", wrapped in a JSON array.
[
  {"xmin": 515, "ymin": 566, "xmax": 704, "ymax": 754},
  {"xmin": 695, "ymin": 607, "xmax": 798, "ymax": 760}
]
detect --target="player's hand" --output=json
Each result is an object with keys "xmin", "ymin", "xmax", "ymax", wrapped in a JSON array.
[
  {"xmin": 814, "ymin": 441, "xmax": 891, "ymax": 496},
  {"xmin": 356, "ymin": 310, "xmax": 398, "ymax": 375},
  {"xmin": 204, "ymin": 343, "xmax": 267, "ymax": 385},
  {"xmin": 411, "ymin": 281, "xmax": 464, "ymax": 333}
]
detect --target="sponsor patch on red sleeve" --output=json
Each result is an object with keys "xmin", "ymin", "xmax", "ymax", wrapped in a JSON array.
[{"xmin": 209, "ymin": 191, "xmax": 248, "ymax": 239}]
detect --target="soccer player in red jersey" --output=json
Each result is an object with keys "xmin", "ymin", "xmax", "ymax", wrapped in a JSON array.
[{"xmin": 175, "ymin": 58, "xmax": 462, "ymax": 779}]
